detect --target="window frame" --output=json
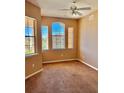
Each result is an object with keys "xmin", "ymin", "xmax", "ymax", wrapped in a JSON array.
[
  {"xmin": 25, "ymin": 16, "xmax": 37, "ymax": 56},
  {"xmin": 51, "ymin": 22, "xmax": 65, "ymax": 50},
  {"xmin": 68, "ymin": 27, "xmax": 74, "ymax": 49}
]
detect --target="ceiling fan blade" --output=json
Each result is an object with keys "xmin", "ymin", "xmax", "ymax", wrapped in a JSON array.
[
  {"xmin": 76, "ymin": 11, "xmax": 82, "ymax": 16},
  {"xmin": 77, "ymin": 7, "xmax": 91, "ymax": 10},
  {"xmin": 59, "ymin": 9, "xmax": 71, "ymax": 11}
]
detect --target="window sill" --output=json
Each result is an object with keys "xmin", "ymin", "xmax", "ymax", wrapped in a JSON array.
[
  {"xmin": 52, "ymin": 48, "xmax": 66, "ymax": 50},
  {"xmin": 25, "ymin": 53, "xmax": 38, "ymax": 58}
]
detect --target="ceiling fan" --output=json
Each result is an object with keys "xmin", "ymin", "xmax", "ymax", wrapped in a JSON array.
[{"xmin": 60, "ymin": 0, "xmax": 91, "ymax": 16}]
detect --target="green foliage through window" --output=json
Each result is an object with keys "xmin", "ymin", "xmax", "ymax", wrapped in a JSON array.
[{"xmin": 42, "ymin": 26, "xmax": 48, "ymax": 50}]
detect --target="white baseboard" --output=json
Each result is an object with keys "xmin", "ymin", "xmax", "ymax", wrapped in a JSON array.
[
  {"xmin": 25, "ymin": 68, "xmax": 43, "ymax": 79},
  {"xmin": 43, "ymin": 58, "xmax": 98, "ymax": 70},
  {"xmin": 43, "ymin": 59, "xmax": 76, "ymax": 64},
  {"xmin": 77, "ymin": 59, "xmax": 98, "ymax": 71},
  {"xmin": 25, "ymin": 59, "xmax": 97, "ymax": 79}
]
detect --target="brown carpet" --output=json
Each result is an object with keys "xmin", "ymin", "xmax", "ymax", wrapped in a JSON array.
[{"xmin": 25, "ymin": 61, "xmax": 98, "ymax": 93}]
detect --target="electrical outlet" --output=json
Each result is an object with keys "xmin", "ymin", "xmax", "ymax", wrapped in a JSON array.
[{"xmin": 32, "ymin": 64, "xmax": 35, "ymax": 68}]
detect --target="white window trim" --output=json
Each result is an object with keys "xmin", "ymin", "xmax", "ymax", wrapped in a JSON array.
[{"xmin": 25, "ymin": 53, "xmax": 38, "ymax": 58}]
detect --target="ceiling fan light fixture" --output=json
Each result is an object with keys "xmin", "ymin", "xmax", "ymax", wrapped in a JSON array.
[
  {"xmin": 72, "ymin": 13, "xmax": 76, "ymax": 16},
  {"xmin": 72, "ymin": 12, "xmax": 78, "ymax": 17},
  {"xmin": 72, "ymin": 11, "xmax": 76, "ymax": 16}
]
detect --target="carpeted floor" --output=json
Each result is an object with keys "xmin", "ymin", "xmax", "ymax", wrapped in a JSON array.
[{"xmin": 25, "ymin": 61, "xmax": 98, "ymax": 93}]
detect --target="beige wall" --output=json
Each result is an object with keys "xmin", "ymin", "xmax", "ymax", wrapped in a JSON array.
[
  {"xmin": 78, "ymin": 11, "xmax": 98, "ymax": 68},
  {"xmin": 25, "ymin": 1, "xmax": 42, "ymax": 77},
  {"xmin": 41, "ymin": 17, "xmax": 78, "ymax": 62}
]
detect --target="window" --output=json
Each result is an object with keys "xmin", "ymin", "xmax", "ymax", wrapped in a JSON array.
[
  {"xmin": 68, "ymin": 27, "xmax": 74, "ymax": 48},
  {"xmin": 42, "ymin": 26, "xmax": 48, "ymax": 50},
  {"xmin": 52, "ymin": 22, "xmax": 65, "ymax": 49},
  {"xmin": 25, "ymin": 16, "xmax": 36, "ymax": 55}
]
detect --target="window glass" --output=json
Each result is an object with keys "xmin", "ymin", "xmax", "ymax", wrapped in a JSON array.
[
  {"xmin": 25, "ymin": 16, "xmax": 36, "ymax": 55},
  {"xmin": 42, "ymin": 26, "xmax": 48, "ymax": 50},
  {"xmin": 52, "ymin": 22, "xmax": 65, "ymax": 49},
  {"xmin": 68, "ymin": 27, "xmax": 74, "ymax": 48}
]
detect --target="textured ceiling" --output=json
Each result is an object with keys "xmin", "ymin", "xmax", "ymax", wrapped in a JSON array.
[{"xmin": 27, "ymin": 0, "xmax": 98, "ymax": 19}]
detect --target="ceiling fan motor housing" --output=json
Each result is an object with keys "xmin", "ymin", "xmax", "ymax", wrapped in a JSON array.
[{"xmin": 70, "ymin": 5, "xmax": 77, "ymax": 11}]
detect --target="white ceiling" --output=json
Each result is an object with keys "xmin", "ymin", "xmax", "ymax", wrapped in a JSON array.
[{"xmin": 27, "ymin": 0, "xmax": 98, "ymax": 19}]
